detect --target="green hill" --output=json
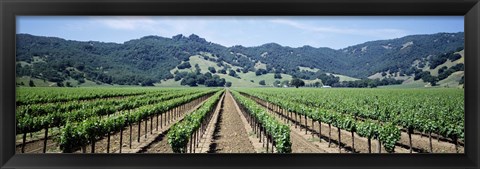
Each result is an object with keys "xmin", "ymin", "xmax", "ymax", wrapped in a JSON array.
[{"xmin": 15, "ymin": 32, "xmax": 464, "ymax": 88}]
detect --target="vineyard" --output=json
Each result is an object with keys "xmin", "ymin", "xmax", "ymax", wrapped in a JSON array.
[
  {"xmin": 16, "ymin": 87, "xmax": 464, "ymax": 153},
  {"xmin": 235, "ymin": 88, "xmax": 464, "ymax": 153}
]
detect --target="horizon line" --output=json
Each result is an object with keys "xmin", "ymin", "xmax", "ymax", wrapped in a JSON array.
[{"xmin": 16, "ymin": 31, "xmax": 465, "ymax": 50}]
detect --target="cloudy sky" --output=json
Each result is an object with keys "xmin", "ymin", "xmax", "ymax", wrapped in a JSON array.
[{"xmin": 17, "ymin": 16, "xmax": 463, "ymax": 49}]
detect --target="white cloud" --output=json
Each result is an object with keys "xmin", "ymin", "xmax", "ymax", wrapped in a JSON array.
[
  {"xmin": 91, "ymin": 16, "xmax": 158, "ymax": 31},
  {"xmin": 89, "ymin": 16, "xmax": 215, "ymax": 38},
  {"xmin": 269, "ymin": 19, "xmax": 408, "ymax": 39},
  {"xmin": 77, "ymin": 17, "xmax": 411, "ymax": 48}
]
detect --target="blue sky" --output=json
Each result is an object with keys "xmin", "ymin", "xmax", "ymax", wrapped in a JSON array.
[{"xmin": 17, "ymin": 16, "xmax": 463, "ymax": 49}]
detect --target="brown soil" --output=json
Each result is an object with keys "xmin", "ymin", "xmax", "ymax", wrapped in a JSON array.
[
  {"xmin": 17, "ymin": 91, "xmax": 463, "ymax": 154},
  {"xmin": 228, "ymin": 91, "xmax": 270, "ymax": 153},
  {"xmin": 143, "ymin": 96, "xmax": 213, "ymax": 153},
  {"xmin": 397, "ymin": 130, "xmax": 464, "ymax": 153},
  {"xmin": 143, "ymin": 132, "xmax": 174, "ymax": 153},
  {"xmin": 232, "ymin": 92, "xmax": 327, "ymax": 153},
  {"xmin": 16, "ymin": 95, "xmax": 209, "ymax": 154},
  {"xmin": 195, "ymin": 92, "xmax": 224, "ymax": 153},
  {"xmin": 15, "ymin": 92, "xmax": 170, "ymax": 153},
  {"xmin": 15, "ymin": 136, "xmax": 57, "ymax": 153},
  {"xmin": 248, "ymin": 94, "xmax": 464, "ymax": 153},
  {"xmin": 89, "ymin": 96, "xmax": 209, "ymax": 153},
  {"xmin": 16, "ymin": 127, "xmax": 60, "ymax": 146},
  {"xmin": 207, "ymin": 91, "xmax": 255, "ymax": 153},
  {"xmin": 293, "ymin": 107, "xmax": 463, "ymax": 153},
  {"xmin": 352, "ymin": 116, "xmax": 464, "ymax": 153},
  {"xmin": 288, "ymin": 128, "xmax": 327, "ymax": 153},
  {"xmin": 260, "ymin": 103, "xmax": 333, "ymax": 153},
  {"xmin": 249, "ymin": 95, "xmax": 412, "ymax": 153}
]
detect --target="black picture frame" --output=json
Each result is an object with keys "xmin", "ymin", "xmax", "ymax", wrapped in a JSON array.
[{"xmin": 1, "ymin": 0, "xmax": 479, "ymax": 169}]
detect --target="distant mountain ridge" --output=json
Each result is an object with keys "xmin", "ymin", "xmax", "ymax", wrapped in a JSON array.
[
  {"xmin": 341, "ymin": 32, "xmax": 464, "ymax": 77},
  {"xmin": 15, "ymin": 32, "xmax": 464, "ymax": 86}
]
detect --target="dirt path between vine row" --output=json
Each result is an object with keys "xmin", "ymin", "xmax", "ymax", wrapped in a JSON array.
[
  {"xmin": 140, "ymin": 131, "xmax": 173, "ymax": 153},
  {"xmin": 143, "ymin": 92, "xmax": 225, "ymax": 153},
  {"xmin": 205, "ymin": 91, "xmax": 256, "ymax": 153},
  {"xmin": 69, "ymin": 94, "xmax": 211, "ymax": 153},
  {"xmin": 250, "ymin": 94, "xmax": 463, "ymax": 153},
  {"xmin": 17, "ymin": 94, "xmax": 209, "ymax": 154},
  {"xmin": 232, "ymin": 93, "xmax": 327, "ymax": 153},
  {"xmin": 15, "ymin": 95, "xmax": 149, "ymax": 153},
  {"xmin": 397, "ymin": 130, "xmax": 464, "ymax": 153},
  {"xmin": 247, "ymin": 94, "xmax": 412, "ymax": 153},
  {"xmin": 287, "ymin": 111, "xmax": 411, "ymax": 153},
  {"xmin": 262, "ymin": 105, "xmax": 329, "ymax": 153},
  {"xmin": 134, "ymin": 96, "xmax": 213, "ymax": 153}
]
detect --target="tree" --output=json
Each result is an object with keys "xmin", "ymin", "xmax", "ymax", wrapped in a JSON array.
[
  {"xmin": 194, "ymin": 64, "xmax": 201, "ymax": 74},
  {"xmin": 205, "ymin": 79, "xmax": 216, "ymax": 87},
  {"xmin": 215, "ymin": 77, "xmax": 226, "ymax": 86},
  {"xmin": 66, "ymin": 81, "xmax": 73, "ymax": 87},
  {"xmin": 141, "ymin": 79, "xmax": 155, "ymax": 86},
  {"xmin": 420, "ymin": 73, "xmax": 438, "ymax": 86},
  {"xmin": 78, "ymin": 78, "xmax": 85, "ymax": 84},
  {"xmin": 228, "ymin": 70, "xmax": 237, "ymax": 77},
  {"xmin": 205, "ymin": 72, "xmax": 213, "ymax": 78},
  {"xmin": 225, "ymin": 82, "xmax": 232, "ymax": 87},
  {"xmin": 181, "ymin": 77, "xmax": 197, "ymax": 86},
  {"xmin": 438, "ymin": 66, "xmax": 448, "ymax": 74},
  {"xmin": 259, "ymin": 80, "xmax": 266, "ymax": 86},
  {"xmin": 186, "ymin": 78, "xmax": 198, "ymax": 86},
  {"xmin": 177, "ymin": 62, "xmax": 191, "ymax": 69},
  {"xmin": 208, "ymin": 67, "xmax": 216, "ymax": 73},
  {"xmin": 164, "ymin": 73, "xmax": 174, "ymax": 80},
  {"xmin": 197, "ymin": 76, "xmax": 206, "ymax": 85},
  {"xmin": 290, "ymin": 78, "xmax": 305, "ymax": 88},
  {"xmin": 273, "ymin": 80, "xmax": 281, "ymax": 87},
  {"xmin": 255, "ymin": 69, "xmax": 262, "ymax": 76},
  {"xmin": 174, "ymin": 76, "xmax": 182, "ymax": 81},
  {"xmin": 317, "ymin": 73, "xmax": 340, "ymax": 86},
  {"xmin": 219, "ymin": 69, "xmax": 227, "ymax": 74},
  {"xmin": 29, "ymin": 80, "xmax": 35, "ymax": 87},
  {"xmin": 274, "ymin": 73, "xmax": 282, "ymax": 79},
  {"xmin": 255, "ymin": 69, "xmax": 267, "ymax": 76}
]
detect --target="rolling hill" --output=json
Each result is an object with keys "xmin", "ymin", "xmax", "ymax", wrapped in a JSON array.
[{"xmin": 15, "ymin": 32, "xmax": 465, "ymax": 88}]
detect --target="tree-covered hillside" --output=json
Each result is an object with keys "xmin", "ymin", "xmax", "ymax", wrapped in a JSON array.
[
  {"xmin": 341, "ymin": 32, "xmax": 464, "ymax": 78},
  {"xmin": 16, "ymin": 32, "xmax": 464, "ymax": 86}
]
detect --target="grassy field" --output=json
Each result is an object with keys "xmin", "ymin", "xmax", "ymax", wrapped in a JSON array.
[
  {"xmin": 237, "ymin": 72, "xmax": 293, "ymax": 86},
  {"xmin": 298, "ymin": 66, "xmax": 319, "ymax": 72},
  {"xmin": 378, "ymin": 82, "xmax": 428, "ymax": 88},
  {"xmin": 16, "ymin": 76, "xmax": 53, "ymax": 87},
  {"xmin": 369, "ymin": 50, "xmax": 464, "ymax": 88},
  {"xmin": 423, "ymin": 50, "xmax": 464, "ymax": 76},
  {"xmin": 166, "ymin": 55, "xmax": 294, "ymax": 87},
  {"xmin": 438, "ymin": 71, "xmax": 464, "ymax": 88}
]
